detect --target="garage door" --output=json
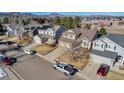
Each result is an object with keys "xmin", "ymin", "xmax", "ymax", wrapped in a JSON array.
[{"xmin": 90, "ymin": 54, "xmax": 114, "ymax": 66}]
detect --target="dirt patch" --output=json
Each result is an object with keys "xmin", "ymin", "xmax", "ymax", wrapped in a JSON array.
[
  {"xmin": 57, "ymin": 48, "xmax": 89, "ymax": 70},
  {"xmin": 106, "ymin": 70, "xmax": 124, "ymax": 80},
  {"xmin": 32, "ymin": 44, "xmax": 57, "ymax": 55}
]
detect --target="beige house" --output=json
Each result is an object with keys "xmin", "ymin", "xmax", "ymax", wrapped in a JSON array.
[
  {"xmin": 59, "ymin": 28, "xmax": 82, "ymax": 49},
  {"xmin": 81, "ymin": 28, "xmax": 98, "ymax": 49}
]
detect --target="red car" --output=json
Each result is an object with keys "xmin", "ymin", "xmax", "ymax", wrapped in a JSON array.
[
  {"xmin": 97, "ymin": 64, "xmax": 110, "ymax": 76},
  {"xmin": 3, "ymin": 57, "xmax": 17, "ymax": 65}
]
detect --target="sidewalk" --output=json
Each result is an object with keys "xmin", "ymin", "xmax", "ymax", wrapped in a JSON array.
[
  {"xmin": 23, "ymin": 43, "xmax": 39, "ymax": 50},
  {"xmin": 44, "ymin": 47, "xmax": 67, "ymax": 61}
]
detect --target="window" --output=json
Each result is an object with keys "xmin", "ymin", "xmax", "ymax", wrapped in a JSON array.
[
  {"xmin": 83, "ymin": 42, "xmax": 87, "ymax": 46},
  {"xmin": 101, "ymin": 44, "xmax": 103, "ymax": 48},
  {"xmin": 114, "ymin": 46, "xmax": 116, "ymax": 50},
  {"xmin": 96, "ymin": 43, "xmax": 100, "ymax": 47},
  {"xmin": 106, "ymin": 44, "xmax": 114, "ymax": 50}
]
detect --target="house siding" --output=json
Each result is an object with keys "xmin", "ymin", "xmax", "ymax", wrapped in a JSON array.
[{"xmin": 33, "ymin": 36, "xmax": 42, "ymax": 44}]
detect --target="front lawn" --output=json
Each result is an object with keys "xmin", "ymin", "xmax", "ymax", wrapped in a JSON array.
[
  {"xmin": 57, "ymin": 49, "xmax": 89, "ymax": 70},
  {"xmin": 106, "ymin": 70, "xmax": 124, "ymax": 80},
  {"xmin": 32, "ymin": 44, "xmax": 57, "ymax": 55},
  {"xmin": 0, "ymin": 35, "xmax": 15, "ymax": 41},
  {"xmin": 14, "ymin": 37, "xmax": 32, "ymax": 46}
]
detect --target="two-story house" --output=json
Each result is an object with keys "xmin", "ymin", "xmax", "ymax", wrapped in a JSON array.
[
  {"xmin": 33, "ymin": 25, "xmax": 65, "ymax": 44},
  {"xmin": 81, "ymin": 28, "xmax": 98, "ymax": 49},
  {"xmin": 59, "ymin": 28, "xmax": 82, "ymax": 49},
  {"xmin": 3, "ymin": 24, "xmax": 18, "ymax": 37},
  {"xmin": 90, "ymin": 33, "xmax": 124, "ymax": 67}
]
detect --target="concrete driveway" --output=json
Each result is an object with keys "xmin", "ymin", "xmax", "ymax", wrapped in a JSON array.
[
  {"xmin": 44, "ymin": 47, "xmax": 67, "ymax": 61},
  {"xmin": 80, "ymin": 62, "xmax": 106, "ymax": 80}
]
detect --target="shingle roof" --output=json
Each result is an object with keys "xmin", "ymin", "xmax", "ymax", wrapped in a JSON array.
[
  {"xmin": 64, "ymin": 28, "xmax": 82, "ymax": 35},
  {"xmin": 81, "ymin": 28, "xmax": 97, "ymax": 41},
  {"xmin": 37, "ymin": 34, "xmax": 54, "ymax": 39},
  {"xmin": 106, "ymin": 33, "xmax": 124, "ymax": 48},
  {"xmin": 90, "ymin": 49, "xmax": 118, "ymax": 59},
  {"xmin": 39, "ymin": 25, "xmax": 51, "ymax": 30}
]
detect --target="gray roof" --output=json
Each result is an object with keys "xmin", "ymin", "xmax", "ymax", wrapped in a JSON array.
[
  {"xmin": 64, "ymin": 28, "xmax": 82, "ymax": 35},
  {"xmin": 37, "ymin": 34, "xmax": 54, "ymax": 39},
  {"xmin": 51, "ymin": 25, "xmax": 62, "ymax": 32},
  {"xmin": 106, "ymin": 33, "xmax": 124, "ymax": 48},
  {"xmin": 90, "ymin": 49, "xmax": 118, "ymax": 59}
]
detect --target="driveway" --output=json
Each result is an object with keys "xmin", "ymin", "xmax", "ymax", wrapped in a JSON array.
[
  {"xmin": 44, "ymin": 47, "xmax": 67, "ymax": 61},
  {"xmin": 23, "ymin": 43, "xmax": 39, "ymax": 50},
  {"xmin": 80, "ymin": 62, "xmax": 106, "ymax": 80}
]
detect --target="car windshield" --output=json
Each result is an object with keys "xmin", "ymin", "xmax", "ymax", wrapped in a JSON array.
[
  {"xmin": 64, "ymin": 65, "xmax": 73, "ymax": 72},
  {"xmin": 99, "ymin": 68, "xmax": 105, "ymax": 72}
]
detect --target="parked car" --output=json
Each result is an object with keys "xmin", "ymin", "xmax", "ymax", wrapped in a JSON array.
[
  {"xmin": 0, "ymin": 41, "xmax": 6, "ymax": 45},
  {"xmin": 5, "ymin": 41, "xmax": 15, "ymax": 45},
  {"xmin": 0, "ymin": 53, "xmax": 5, "ymax": 61},
  {"xmin": 3, "ymin": 57, "xmax": 17, "ymax": 65},
  {"xmin": 97, "ymin": 64, "xmax": 110, "ymax": 76},
  {"xmin": 13, "ymin": 44, "xmax": 22, "ymax": 50},
  {"xmin": 53, "ymin": 62, "xmax": 78, "ymax": 76},
  {"xmin": 24, "ymin": 49, "xmax": 36, "ymax": 55}
]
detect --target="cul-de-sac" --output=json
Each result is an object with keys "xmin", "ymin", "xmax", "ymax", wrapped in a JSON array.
[{"xmin": 0, "ymin": 12, "xmax": 124, "ymax": 80}]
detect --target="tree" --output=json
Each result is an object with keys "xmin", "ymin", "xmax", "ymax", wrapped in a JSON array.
[
  {"xmin": 66, "ymin": 17, "xmax": 74, "ymax": 29},
  {"xmin": 3, "ymin": 17, "xmax": 9, "ymax": 24},
  {"xmin": 98, "ymin": 27, "xmax": 107, "ymax": 37},
  {"xmin": 74, "ymin": 16, "xmax": 81, "ymax": 28},
  {"xmin": 15, "ymin": 18, "xmax": 19, "ymax": 25},
  {"xmin": 0, "ymin": 24, "xmax": 6, "ymax": 35},
  {"xmin": 54, "ymin": 16, "xmax": 61, "ymax": 25},
  {"xmin": 83, "ymin": 24, "xmax": 91, "ymax": 30}
]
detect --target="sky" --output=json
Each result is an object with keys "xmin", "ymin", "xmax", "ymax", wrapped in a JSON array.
[{"xmin": 30, "ymin": 12, "xmax": 124, "ymax": 16}]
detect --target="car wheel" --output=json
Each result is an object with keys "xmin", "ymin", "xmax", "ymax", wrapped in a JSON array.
[{"xmin": 64, "ymin": 72, "xmax": 69, "ymax": 76}]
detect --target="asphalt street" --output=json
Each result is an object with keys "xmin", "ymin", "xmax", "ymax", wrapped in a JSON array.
[{"xmin": 0, "ymin": 45, "xmax": 80, "ymax": 80}]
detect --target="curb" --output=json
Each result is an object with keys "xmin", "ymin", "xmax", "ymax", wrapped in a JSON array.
[{"xmin": 8, "ymin": 66, "xmax": 24, "ymax": 80}]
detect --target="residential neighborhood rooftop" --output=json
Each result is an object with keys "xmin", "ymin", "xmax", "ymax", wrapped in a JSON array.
[
  {"xmin": 107, "ymin": 33, "xmax": 124, "ymax": 48},
  {"xmin": 81, "ymin": 28, "xmax": 98, "ymax": 41}
]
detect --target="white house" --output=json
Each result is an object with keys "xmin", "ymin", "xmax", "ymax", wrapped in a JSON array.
[
  {"xmin": 90, "ymin": 33, "xmax": 124, "ymax": 67},
  {"xmin": 33, "ymin": 25, "xmax": 65, "ymax": 44}
]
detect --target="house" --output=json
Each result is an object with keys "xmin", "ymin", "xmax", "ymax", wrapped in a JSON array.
[
  {"xmin": 24, "ymin": 24, "xmax": 39, "ymax": 36},
  {"xmin": 3, "ymin": 24, "xmax": 18, "ymax": 36},
  {"xmin": 33, "ymin": 25, "xmax": 65, "ymax": 44},
  {"xmin": 81, "ymin": 28, "xmax": 98, "ymax": 49},
  {"xmin": 90, "ymin": 33, "xmax": 124, "ymax": 67},
  {"xmin": 33, "ymin": 34, "xmax": 47, "ymax": 44},
  {"xmin": 59, "ymin": 28, "xmax": 82, "ymax": 49}
]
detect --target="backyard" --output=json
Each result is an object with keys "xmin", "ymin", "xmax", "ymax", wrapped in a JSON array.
[{"xmin": 32, "ymin": 44, "xmax": 57, "ymax": 55}]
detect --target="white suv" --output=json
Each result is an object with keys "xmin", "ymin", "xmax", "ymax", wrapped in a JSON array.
[{"xmin": 53, "ymin": 62, "xmax": 78, "ymax": 76}]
